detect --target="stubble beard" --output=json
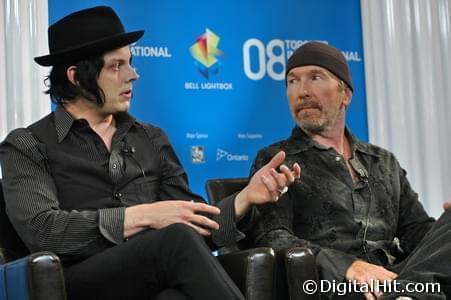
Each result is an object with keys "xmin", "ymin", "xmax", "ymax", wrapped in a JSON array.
[
  {"xmin": 296, "ymin": 116, "xmax": 328, "ymax": 134},
  {"xmin": 295, "ymin": 104, "xmax": 342, "ymax": 134}
]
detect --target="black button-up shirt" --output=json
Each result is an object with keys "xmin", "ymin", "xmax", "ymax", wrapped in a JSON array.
[
  {"xmin": 249, "ymin": 126, "xmax": 435, "ymax": 282},
  {"xmin": 0, "ymin": 106, "xmax": 246, "ymax": 263}
]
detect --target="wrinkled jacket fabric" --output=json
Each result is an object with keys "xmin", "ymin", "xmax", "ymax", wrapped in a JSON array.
[{"xmin": 249, "ymin": 126, "xmax": 435, "ymax": 282}]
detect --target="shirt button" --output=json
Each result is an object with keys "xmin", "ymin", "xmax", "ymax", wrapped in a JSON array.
[
  {"xmin": 335, "ymin": 156, "xmax": 341, "ymax": 162},
  {"xmin": 112, "ymin": 163, "xmax": 118, "ymax": 169},
  {"xmin": 114, "ymin": 192, "xmax": 122, "ymax": 198}
]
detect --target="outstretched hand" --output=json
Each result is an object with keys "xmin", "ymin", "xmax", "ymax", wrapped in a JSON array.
[{"xmin": 234, "ymin": 151, "xmax": 301, "ymax": 216}]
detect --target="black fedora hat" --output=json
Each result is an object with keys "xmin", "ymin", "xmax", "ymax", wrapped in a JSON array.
[{"xmin": 34, "ymin": 6, "xmax": 144, "ymax": 66}]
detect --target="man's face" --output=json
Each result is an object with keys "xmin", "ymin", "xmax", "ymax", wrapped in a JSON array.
[
  {"xmin": 97, "ymin": 46, "xmax": 137, "ymax": 115},
  {"xmin": 286, "ymin": 65, "xmax": 351, "ymax": 134}
]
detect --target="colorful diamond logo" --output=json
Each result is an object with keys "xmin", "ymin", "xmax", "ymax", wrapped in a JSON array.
[{"xmin": 189, "ymin": 28, "xmax": 223, "ymax": 79}]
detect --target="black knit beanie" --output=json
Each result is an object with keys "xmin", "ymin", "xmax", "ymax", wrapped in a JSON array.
[{"xmin": 285, "ymin": 42, "xmax": 353, "ymax": 92}]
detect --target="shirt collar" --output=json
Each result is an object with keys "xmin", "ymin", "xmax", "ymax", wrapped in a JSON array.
[
  {"xmin": 348, "ymin": 131, "xmax": 382, "ymax": 158},
  {"xmin": 54, "ymin": 106, "xmax": 75, "ymax": 143},
  {"xmin": 54, "ymin": 105, "xmax": 136, "ymax": 143},
  {"xmin": 288, "ymin": 126, "xmax": 316, "ymax": 153},
  {"xmin": 289, "ymin": 126, "xmax": 381, "ymax": 158}
]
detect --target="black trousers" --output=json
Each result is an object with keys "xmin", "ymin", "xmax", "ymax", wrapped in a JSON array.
[
  {"xmin": 64, "ymin": 223, "xmax": 244, "ymax": 300},
  {"xmin": 331, "ymin": 210, "xmax": 451, "ymax": 300},
  {"xmin": 383, "ymin": 209, "xmax": 451, "ymax": 299}
]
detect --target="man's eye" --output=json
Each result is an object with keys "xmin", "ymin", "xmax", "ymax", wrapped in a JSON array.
[
  {"xmin": 312, "ymin": 74, "xmax": 323, "ymax": 81},
  {"xmin": 288, "ymin": 78, "xmax": 298, "ymax": 85},
  {"xmin": 111, "ymin": 63, "xmax": 121, "ymax": 71}
]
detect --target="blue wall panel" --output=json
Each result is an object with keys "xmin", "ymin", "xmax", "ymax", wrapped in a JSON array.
[{"xmin": 49, "ymin": 0, "xmax": 367, "ymax": 198}]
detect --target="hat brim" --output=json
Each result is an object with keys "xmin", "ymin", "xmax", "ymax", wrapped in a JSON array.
[{"xmin": 34, "ymin": 30, "xmax": 144, "ymax": 66}]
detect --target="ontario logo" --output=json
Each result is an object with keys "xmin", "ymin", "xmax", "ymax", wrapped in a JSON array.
[
  {"xmin": 189, "ymin": 28, "xmax": 223, "ymax": 79},
  {"xmin": 216, "ymin": 148, "xmax": 249, "ymax": 162}
]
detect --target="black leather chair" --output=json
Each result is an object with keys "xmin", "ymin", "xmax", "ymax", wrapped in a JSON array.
[
  {"xmin": 0, "ymin": 180, "xmax": 67, "ymax": 300},
  {"xmin": 205, "ymin": 179, "xmax": 276, "ymax": 299},
  {"xmin": 217, "ymin": 247, "xmax": 275, "ymax": 300},
  {"xmin": 206, "ymin": 178, "xmax": 320, "ymax": 300}
]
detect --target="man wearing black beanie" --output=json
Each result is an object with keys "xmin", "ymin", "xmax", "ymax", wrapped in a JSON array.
[{"xmin": 249, "ymin": 42, "xmax": 451, "ymax": 299}]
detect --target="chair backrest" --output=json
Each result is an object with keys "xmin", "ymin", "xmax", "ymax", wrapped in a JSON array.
[
  {"xmin": 0, "ymin": 180, "xmax": 30, "ymax": 260},
  {"xmin": 205, "ymin": 177, "xmax": 249, "ymax": 205}
]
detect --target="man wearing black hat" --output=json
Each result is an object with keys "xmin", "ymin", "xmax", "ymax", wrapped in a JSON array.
[
  {"xmin": 0, "ymin": 6, "xmax": 300, "ymax": 300},
  {"xmin": 249, "ymin": 42, "xmax": 451, "ymax": 299}
]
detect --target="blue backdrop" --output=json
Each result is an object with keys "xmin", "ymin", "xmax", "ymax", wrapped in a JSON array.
[{"xmin": 49, "ymin": 0, "xmax": 367, "ymax": 198}]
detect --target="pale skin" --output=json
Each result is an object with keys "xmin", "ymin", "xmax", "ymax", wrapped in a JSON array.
[
  {"xmin": 64, "ymin": 46, "xmax": 301, "ymax": 239},
  {"xmin": 286, "ymin": 65, "xmax": 397, "ymax": 299}
]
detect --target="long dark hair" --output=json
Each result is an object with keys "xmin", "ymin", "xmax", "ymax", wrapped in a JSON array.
[{"xmin": 44, "ymin": 55, "xmax": 106, "ymax": 106}]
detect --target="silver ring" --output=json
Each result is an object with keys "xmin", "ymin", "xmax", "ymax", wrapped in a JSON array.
[{"xmin": 278, "ymin": 186, "xmax": 288, "ymax": 195}]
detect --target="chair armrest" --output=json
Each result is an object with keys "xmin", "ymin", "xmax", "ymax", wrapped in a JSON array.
[
  {"xmin": 284, "ymin": 247, "xmax": 320, "ymax": 300},
  {"xmin": 217, "ymin": 247, "xmax": 275, "ymax": 300},
  {"xmin": 0, "ymin": 251, "xmax": 66, "ymax": 300},
  {"xmin": 0, "ymin": 248, "xmax": 15, "ymax": 264}
]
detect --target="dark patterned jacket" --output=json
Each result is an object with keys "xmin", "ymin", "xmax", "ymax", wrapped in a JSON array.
[{"xmin": 249, "ymin": 126, "xmax": 435, "ymax": 282}]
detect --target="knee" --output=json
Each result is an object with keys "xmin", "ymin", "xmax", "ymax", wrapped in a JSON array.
[
  {"xmin": 129, "ymin": 224, "xmax": 198, "ymax": 250},
  {"xmin": 161, "ymin": 223, "xmax": 200, "ymax": 241},
  {"xmin": 158, "ymin": 223, "xmax": 209, "ymax": 257}
]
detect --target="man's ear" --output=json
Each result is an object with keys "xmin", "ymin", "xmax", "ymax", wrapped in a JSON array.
[
  {"xmin": 343, "ymin": 88, "xmax": 353, "ymax": 107},
  {"xmin": 66, "ymin": 66, "xmax": 77, "ymax": 85}
]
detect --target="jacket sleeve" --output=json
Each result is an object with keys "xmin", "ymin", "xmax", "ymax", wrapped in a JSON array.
[
  {"xmin": 248, "ymin": 147, "xmax": 358, "ymax": 282},
  {"xmin": 142, "ymin": 125, "xmax": 253, "ymax": 248},
  {"xmin": 0, "ymin": 129, "xmax": 125, "ymax": 261}
]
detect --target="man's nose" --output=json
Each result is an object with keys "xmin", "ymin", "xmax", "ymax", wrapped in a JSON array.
[
  {"xmin": 124, "ymin": 65, "xmax": 139, "ymax": 82},
  {"xmin": 298, "ymin": 82, "xmax": 310, "ymax": 100}
]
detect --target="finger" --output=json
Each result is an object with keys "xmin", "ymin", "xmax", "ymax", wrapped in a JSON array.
[
  {"xmin": 261, "ymin": 174, "xmax": 278, "ymax": 191},
  {"xmin": 379, "ymin": 270, "xmax": 397, "ymax": 281},
  {"xmin": 261, "ymin": 175, "xmax": 280, "ymax": 201},
  {"xmin": 265, "ymin": 151, "xmax": 286, "ymax": 170},
  {"xmin": 364, "ymin": 292, "xmax": 376, "ymax": 300},
  {"xmin": 185, "ymin": 222, "xmax": 212, "ymax": 236},
  {"xmin": 363, "ymin": 265, "xmax": 397, "ymax": 282},
  {"xmin": 270, "ymin": 167, "xmax": 288, "ymax": 188},
  {"xmin": 292, "ymin": 162, "xmax": 301, "ymax": 179},
  {"xmin": 374, "ymin": 290, "xmax": 384, "ymax": 298},
  {"xmin": 189, "ymin": 214, "xmax": 220, "ymax": 230},
  {"xmin": 279, "ymin": 164, "xmax": 296, "ymax": 183},
  {"xmin": 443, "ymin": 202, "xmax": 451, "ymax": 210},
  {"xmin": 371, "ymin": 274, "xmax": 395, "ymax": 285},
  {"xmin": 191, "ymin": 202, "xmax": 221, "ymax": 215}
]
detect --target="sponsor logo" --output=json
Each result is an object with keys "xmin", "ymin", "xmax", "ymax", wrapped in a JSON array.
[
  {"xmin": 191, "ymin": 146, "xmax": 205, "ymax": 164},
  {"xmin": 130, "ymin": 42, "xmax": 172, "ymax": 58},
  {"xmin": 184, "ymin": 82, "xmax": 233, "ymax": 90},
  {"xmin": 189, "ymin": 28, "xmax": 223, "ymax": 79},
  {"xmin": 185, "ymin": 28, "xmax": 233, "ymax": 91},
  {"xmin": 216, "ymin": 148, "xmax": 249, "ymax": 161},
  {"xmin": 242, "ymin": 39, "xmax": 362, "ymax": 81}
]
